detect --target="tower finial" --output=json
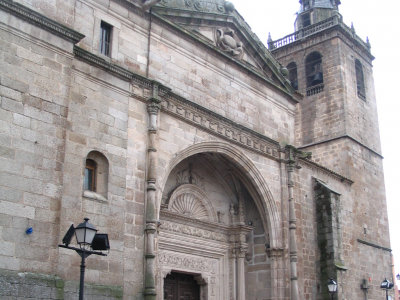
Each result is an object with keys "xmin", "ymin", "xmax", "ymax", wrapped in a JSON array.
[
  {"xmin": 366, "ymin": 37, "xmax": 371, "ymax": 51},
  {"xmin": 268, "ymin": 33, "xmax": 274, "ymax": 50},
  {"xmin": 351, "ymin": 22, "xmax": 356, "ymax": 35}
]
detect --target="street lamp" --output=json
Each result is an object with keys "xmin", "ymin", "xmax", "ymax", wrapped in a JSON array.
[
  {"xmin": 381, "ymin": 278, "xmax": 394, "ymax": 300},
  {"xmin": 396, "ymin": 274, "xmax": 400, "ymax": 281},
  {"xmin": 59, "ymin": 218, "xmax": 110, "ymax": 300},
  {"xmin": 327, "ymin": 278, "xmax": 338, "ymax": 300}
]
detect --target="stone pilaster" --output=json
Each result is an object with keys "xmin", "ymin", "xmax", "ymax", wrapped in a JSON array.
[
  {"xmin": 285, "ymin": 146, "xmax": 312, "ymax": 300},
  {"xmin": 285, "ymin": 146, "xmax": 301, "ymax": 300},
  {"xmin": 144, "ymin": 82, "xmax": 162, "ymax": 300},
  {"xmin": 237, "ymin": 248, "xmax": 246, "ymax": 300}
]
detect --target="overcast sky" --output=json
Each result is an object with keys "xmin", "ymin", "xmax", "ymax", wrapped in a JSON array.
[{"xmin": 230, "ymin": 0, "xmax": 400, "ymax": 282}]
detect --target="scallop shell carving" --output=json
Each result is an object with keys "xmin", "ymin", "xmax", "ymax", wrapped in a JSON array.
[{"xmin": 170, "ymin": 193, "xmax": 210, "ymax": 221}]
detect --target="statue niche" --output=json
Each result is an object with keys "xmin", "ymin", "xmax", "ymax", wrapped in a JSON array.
[
  {"xmin": 166, "ymin": 184, "xmax": 218, "ymax": 223},
  {"xmin": 216, "ymin": 28, "xmax": 244, "ymax": 58}
]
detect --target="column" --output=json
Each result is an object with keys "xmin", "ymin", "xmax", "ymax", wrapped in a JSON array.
[
  {"xmin": 144, "ymin": 82, "xmax": 161, "ymax": 300},
  {"xmin": 237, "ymin": 248, "xmax": 246, "ymax": 300},
  {"xmin": 286, "ymin": 146, "xmax": 299, "ymax": 300},
  {"xmin": 229, "ymin": 247, "xmax": 237, "ymax": 300}
]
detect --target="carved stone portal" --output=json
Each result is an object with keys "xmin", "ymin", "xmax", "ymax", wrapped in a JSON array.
[{"xmin": 216, "ymin": 28, "xmax": 244, "ymax": 58}]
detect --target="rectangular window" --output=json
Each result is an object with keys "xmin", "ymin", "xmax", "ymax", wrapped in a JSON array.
[
  {"xmin": 99, "ymin": 21, "xmax": 112, "ymax": 57},
  {"xmin": 84, "ymin": 160, "xmax": 96, "ymax": 191}
]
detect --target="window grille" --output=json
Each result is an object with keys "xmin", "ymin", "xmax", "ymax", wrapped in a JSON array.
[
  {"xmin": 99, "ymin": 21, "xmax": 112, "ymax": 57},
  {"xmin": 355, "ymin": 59, "xmax": 366, "ymax": 100},
  {"xmin": 287, "ymin": 62, "xmax": 298, "ymax": 91}
]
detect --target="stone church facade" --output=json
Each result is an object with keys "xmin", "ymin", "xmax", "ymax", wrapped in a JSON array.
[{"xmin": 0, "ymin": 0, "xmax": 392, "ymax": 300}]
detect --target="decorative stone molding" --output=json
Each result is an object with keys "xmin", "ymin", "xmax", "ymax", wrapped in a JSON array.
[
  {"xmin": 158, "ymin": 253, "xmax": 217, "ymax": 274},
  {"xmin": 160, "ymin": 220, "xmax": 229, "ymax": 243},
  {"xmin": 0, "ymin": 0, "xmax": 85, "ymax": 44},
  {"xmin": 167, "ymin": 184, "xmax": 218, "ymax": 222},
  {"xmin": 74, "ymin": 46, "xmax": 151, "ymax": 87},
  {"xmin": 161, "ymin": 94, "xmax": 281, "ymax": 160},
  {"xmin": 216, "ymin": 28, "xmax": 244, "ymax": 58}
]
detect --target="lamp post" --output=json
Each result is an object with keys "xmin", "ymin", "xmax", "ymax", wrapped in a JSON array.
[
  {"xmin": 327, "ymin": 278, "xmax": 338, "ymax": 300},
  {"xmin": 381, "ymin": 278, "xmax": 394, "ymax": 300},
  {"xmin": 59, "ymin": 218, "xmax": 110, "ymax": 300}
]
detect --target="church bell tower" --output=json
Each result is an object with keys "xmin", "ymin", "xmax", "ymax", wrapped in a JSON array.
[
  {"xmin": 295, "ymin": 0, "xmax": 341, "ymax": 30},
  {"xmin": 269, "ymin": 2, "xmax": 390, "ymax": 300}
]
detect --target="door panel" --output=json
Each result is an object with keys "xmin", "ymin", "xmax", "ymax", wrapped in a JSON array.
[{"xmin": 164, "ymin": 272, "xmax": 200, "ymax": 300}]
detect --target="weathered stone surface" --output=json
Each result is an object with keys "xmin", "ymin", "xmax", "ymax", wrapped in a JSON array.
[{"xmin": 0, "ymin": 1, "xmax": 391, "ymax": 300}]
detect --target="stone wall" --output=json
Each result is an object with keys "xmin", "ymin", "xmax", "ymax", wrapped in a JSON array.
[
  {"xmin": 292, "ymin": 157, "xmax": 392, "ymax": 300},
  {"xmin": 0, "ymin": 6, "xmax": 74, "ymax": 275},
  {"xmin": 0, "ymin": 1, "xmax": 393, "ymax": 300},
  {"xmin": 0, "ymin": 269, "xmax": 123, "ymax": 300}
]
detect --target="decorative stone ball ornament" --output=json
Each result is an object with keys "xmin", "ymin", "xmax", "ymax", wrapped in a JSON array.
[
  {"xmin": 280, "ymin": 67, "xmax": 289, "ymax": 77},
  {"xmin": 216, "ymin": 28, "xmax": 244, "ymax": 58},
  {"xmin": 224, "ymin": 1, "xmax": 235, "ymax": 13}
]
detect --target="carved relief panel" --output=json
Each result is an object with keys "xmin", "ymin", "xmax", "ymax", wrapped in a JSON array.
[
  {"xmin": 215, "ymin": 28, "xmax": 244, "ymax": 59},
  {"xmin": 166, "ymin": 184, "xmax": 218, "ymax": 222}
]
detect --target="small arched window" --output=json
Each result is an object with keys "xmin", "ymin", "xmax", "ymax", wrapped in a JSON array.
[
  {"xmin": 305, "ymin": 52, "xmax": 324, "ymax": 96},
  {"xmin": 306, "ymin": 52, "xmax": 323, "ymax": 88},
  {"xmin": 287, "ymin": 62, "xmax": 298, "ymax": 91},
  {"xmin": 355, "ymin": 59, "xmax": 366, "ymax": 100},
  {"xmin": 84, "ymin": 151, "xmax": 109, "ymax": 201}
]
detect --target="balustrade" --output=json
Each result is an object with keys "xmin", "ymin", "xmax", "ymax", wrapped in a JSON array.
[{"xmin": 306, "ymin": 83, "xmax": 324, "ymax": 96}]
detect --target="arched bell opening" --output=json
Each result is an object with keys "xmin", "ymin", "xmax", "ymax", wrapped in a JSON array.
[{"xmin": 156, "ymin": 142, "xmax": 282, "ymax": 300}]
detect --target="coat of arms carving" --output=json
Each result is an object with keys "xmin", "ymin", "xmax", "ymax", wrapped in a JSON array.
[{"xmin": 216, "ymin": 28, "xmax": 244, "ymax": 58}]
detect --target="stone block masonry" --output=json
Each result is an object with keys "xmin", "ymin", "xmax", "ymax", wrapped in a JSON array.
[
  {"xmin": 0, "ymin": 0, "xmax": 393, "ymax": 300},
  {"xmin": 0, "ymin": 269, "xmax": 123, "ymax": 300}
]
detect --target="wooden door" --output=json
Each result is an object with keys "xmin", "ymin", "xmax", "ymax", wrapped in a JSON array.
[{"xmin": 164, "ymin": 272, "xmax": 200, "ymax": 300}]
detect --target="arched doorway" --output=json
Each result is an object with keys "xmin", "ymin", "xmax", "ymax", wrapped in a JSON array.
[{"xmin": 156, "ymin": 142, "xmax": 282, "ymax": 300}]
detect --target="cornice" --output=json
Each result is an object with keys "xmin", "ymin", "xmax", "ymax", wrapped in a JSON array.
[
  {"xmin": 0, "ymin": 0, "xmax": 85, "ymax": 44},
  {"xmin": 357, "ymin": 238, "xmax": 391, "ymax": 252},
  {"xmin": 160, "ymin": 92, "xmax": 282, "ymax": 161},
  {"xmin": 73, "ymin": 46, "xmax": 152, "ymax": 89},
  {"xmin": 298, "ymin": 158, "xmax": 354, "ymax": 185},
  {"xmin": 298, "ymin": 134, "xmax": 383, "ymax": 159}
]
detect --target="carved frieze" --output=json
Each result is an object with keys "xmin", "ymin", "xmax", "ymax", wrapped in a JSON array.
[
  {"xmin": 160, "ymin": 220, "xmax": 229, "ymax": 242},
  {"xmin": 161, "ymin": 95, "xmax": 281, "ymax": 160},
  {"xmin": 216, "ymin": 28, "xmax": 244, "ymax": 58},
  {"xmin": 159, "ymin": 0, "xmax": 228, "ymax": 13},
  {"xmin": 158, "ymin": 253, "xmax": 217, "ymax": 274}
]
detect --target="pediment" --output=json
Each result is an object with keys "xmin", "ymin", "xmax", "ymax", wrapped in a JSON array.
[{"xmin": 153, "ymin": 1, "xmax": 295, "ymax": 95}]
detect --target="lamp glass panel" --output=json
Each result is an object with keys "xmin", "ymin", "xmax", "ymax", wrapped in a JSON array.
[
  {"xmin": 75, "ymin": 227, "xmax": 86, "ymax": 244},
  {"xmin": 327, "ymin": 279, "xmax": 337, "ymax": 292},
  {"xmin": 327, "ymin": 284, "xmax": 337, "ymax": 292},
  {"xmin": 85, "ymin": 228, "xmax": 97, "ymax": 244}
]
